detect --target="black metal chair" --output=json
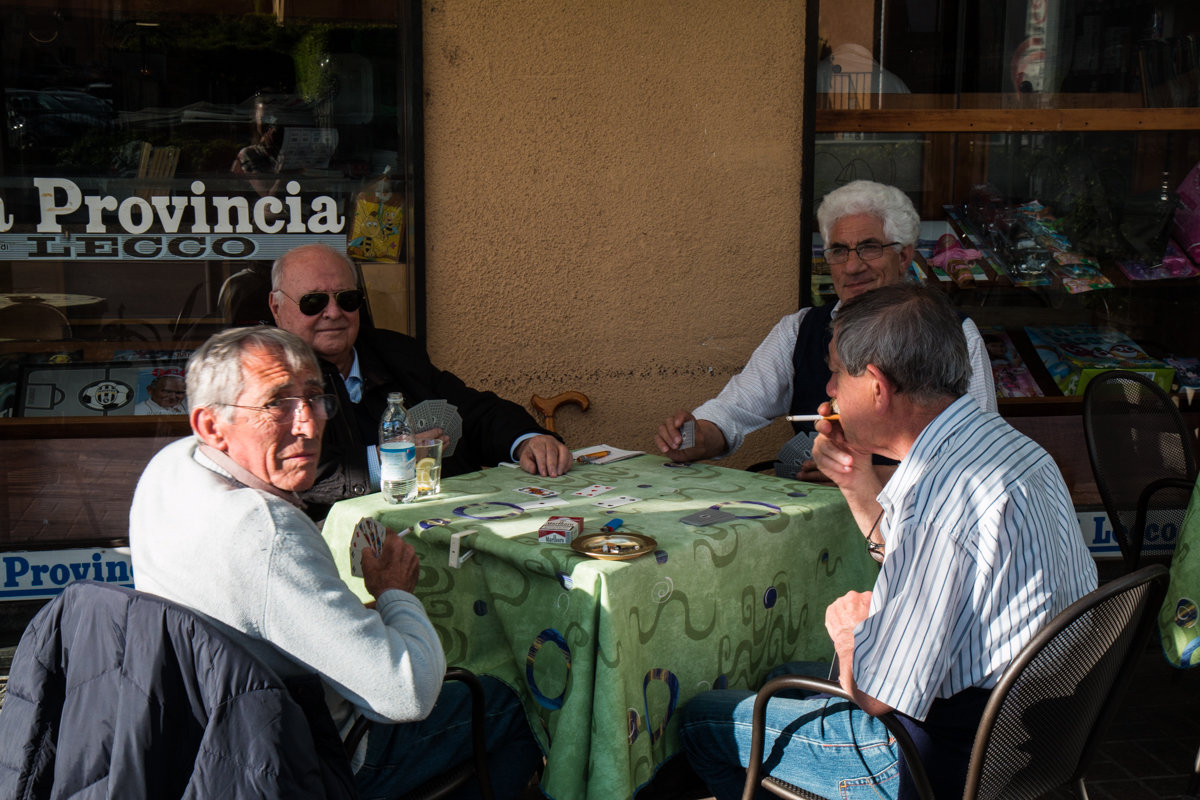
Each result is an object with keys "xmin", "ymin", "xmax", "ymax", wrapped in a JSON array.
[
  {"xmin": 343, "ymin": 666, "xmax": 495, "ymax": 800},
  {"xmin": 1083, "ymin": 370, "xmax": 1198, "ymax": 572},
  {"xmin": 743, "ymin": 565, "xmax": 1169, "ymax": 800}
]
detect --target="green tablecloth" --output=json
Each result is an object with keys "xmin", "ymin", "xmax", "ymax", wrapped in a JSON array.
[
  {"xmin": 323, "ymin": 454, "xmax": 878, "ymax": 800},
  {"xmin": 1160, "ymin": 476, "xmax": 1200, "ymax": 667}
]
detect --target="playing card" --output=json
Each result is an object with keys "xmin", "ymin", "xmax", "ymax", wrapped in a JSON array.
[
  {"xmin": 774, "ymin": 431, "xmax": 819, "ymax": 480},
  {"xmin": 679, "ymin": 420, "xmax": 695, "ymax": 450},
  {"xmin": 408, "ymin": 400, "xmax": 463, "ymax": 457},
  {"xmin": 680, "ymin": 509, "xmax": 738, "ymax": 526},
  {"xmin": 594, "ymin": 495, "xmax": 640, "ymax": 509},
  {"xmin": 515, "ymin": 486, "xmax": 558, "ymax": 497},
  {"xmin": 573, "ymin": 484, "xmax": 615, "ymax": 498},
  {"xmin": 519, "ymin": 497, "xmax": 569, "ymax": 511},
  {"xmin": 349, "ymin": 528, "xmax": 370, "ymax": 578}
]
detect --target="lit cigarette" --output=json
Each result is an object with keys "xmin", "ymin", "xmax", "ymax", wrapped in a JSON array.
[{"xmin": 783, "ymin": 414, "xmax": 840, "ymax": 422}]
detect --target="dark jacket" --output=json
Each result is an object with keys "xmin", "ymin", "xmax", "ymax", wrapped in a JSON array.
[
  {"xmin": 302, "ymin": 327, "xmax": 555, "ymax": 519},
  {"xmin": 0, "ymin": 582, "xmax": 357, "ymax": 800}
]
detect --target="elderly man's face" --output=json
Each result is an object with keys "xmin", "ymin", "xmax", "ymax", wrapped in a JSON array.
[
  {"xmin": 825, "ymin": 333, "xmax": 877, "ymax": 450},
  {"xmin": 269, "ymin": 248, "xmax": 360, "ymax": 368},
  {"xmin": 150, "ymin": 376, "xmax": 186, "ymax": 408},
  {"xmin": 219, "ymin": 347, "xmax": 326, "ymax": 492},
  {"xmin": 828, "ymin": 213, "xmax": 913, "ymax": 301}
]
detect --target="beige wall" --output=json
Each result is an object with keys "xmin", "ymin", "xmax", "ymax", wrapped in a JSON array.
[{"xmin": 420, "ymin": 1, "xmax": 807, "ymax": 469}]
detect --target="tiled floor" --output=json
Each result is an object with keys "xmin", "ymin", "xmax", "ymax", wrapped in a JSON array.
[{"xmin": 3, "ymin": 601, "xmax": 1200, "ymax": 799}]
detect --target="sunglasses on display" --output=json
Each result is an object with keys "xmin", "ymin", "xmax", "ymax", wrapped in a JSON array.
[{"xmin": 279, "ymin": 289, "xmax": 365, "ymax": 316}]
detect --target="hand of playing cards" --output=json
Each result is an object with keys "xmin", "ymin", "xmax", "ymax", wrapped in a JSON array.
[
  {"xmin": 350, "ymin": 517, "xmax": 409, "ymax": 578},
  {"xmin": 407, "ymin": 399, "xmax": 463, "ymax": 457}
]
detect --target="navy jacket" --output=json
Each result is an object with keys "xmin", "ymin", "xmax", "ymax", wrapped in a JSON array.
[{"xmin": 0, "ymin": 582, "xmax": 357, "ymax": 800}]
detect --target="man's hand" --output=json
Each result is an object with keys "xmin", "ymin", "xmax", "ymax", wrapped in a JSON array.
[
  {"xmin": 362, "ymin": 528, "xmax": 421, "ymax": 598},
  {"xmin": 825, "ymin": 590, "xmax": 873, "ymax": 654},
  {"xmin": 655, "ymin": 412, "xmax": 726, "ymax": 462},
  {"xmin": 517, "ymin": 434, "xmax": 573, "ymax": 478},
  {"xmin": 414, "ymin": 427, "xmax": 451, "ymax": 451}
]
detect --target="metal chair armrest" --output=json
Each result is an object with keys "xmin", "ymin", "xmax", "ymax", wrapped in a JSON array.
[{"xmin": 743, "ymin": 674, "xmax": 934, "ymax": 800}]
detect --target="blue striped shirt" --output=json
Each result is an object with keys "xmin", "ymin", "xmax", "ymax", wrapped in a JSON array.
[{"xmin": 853, "ymin": 395, "xmax": 1097, "ymax": 720}]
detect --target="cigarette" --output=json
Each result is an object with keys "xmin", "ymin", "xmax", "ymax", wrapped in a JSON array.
[{"xmin": 783, "ymin": 414, "xmax": 840, "ymax": 422}]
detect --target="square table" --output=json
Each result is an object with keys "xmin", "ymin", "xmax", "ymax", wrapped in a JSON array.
[{"xmin": 323, "ymin": 454, "xmax": 878, "ymax": 800}]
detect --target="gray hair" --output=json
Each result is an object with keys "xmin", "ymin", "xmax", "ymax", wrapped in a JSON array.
[
  {"xmin": 832, "ymin": 283, "xmax": 969, "ymax": 402},
  {"xmin": 186, "ymin": 327, "xmax": 321, "ymax": 421},
  {"xmin": 270, "ymin": 242, "xmax": 358, "ymax": 292},
  {"xmin": 817, "ymin": 180, "xmax": 921, "ymax": 247}
]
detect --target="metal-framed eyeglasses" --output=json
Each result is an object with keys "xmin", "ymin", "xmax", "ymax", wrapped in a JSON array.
[
  {"xmin": 278, "ymin": 289, "xmax": 365, "ymax": 316},
  {"xmin": 822, "ymin": 241, "xmax": 901, "ymax": 265},
  {"xmin": 220, "ymin": 394, "xmax": 338, "ymax": 423}
]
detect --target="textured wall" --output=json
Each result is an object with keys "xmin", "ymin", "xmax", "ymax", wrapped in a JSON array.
[{"xmin": 421, "ymin": 1, "xmax": 806, "ymax": 468}]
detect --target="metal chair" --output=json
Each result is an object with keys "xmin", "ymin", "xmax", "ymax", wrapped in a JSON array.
[
  {"xmin": 342, "ymin": 666, "xmax": 495, "ymax": 800},
  {"xmin": 1083, "ymin": 370, "xmax": 1198, "ymax": 572},
  {"xmin": 743, "ymin": 565, "xmax": 1169, "ymax": 800}
]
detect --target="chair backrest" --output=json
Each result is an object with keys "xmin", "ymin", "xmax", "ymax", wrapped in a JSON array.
[
  {"xmin": 963, "ymin": 564, "xmax": 1169, "ymax": 800},
  {"xmin": 1083, "ymin": 370, "xmax": 1199, "ymax": 569}
]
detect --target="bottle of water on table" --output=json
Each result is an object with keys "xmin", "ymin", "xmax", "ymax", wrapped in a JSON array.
[{"xmin": 379, "ymin": 392, "xmax": 417, "ymax": 504}]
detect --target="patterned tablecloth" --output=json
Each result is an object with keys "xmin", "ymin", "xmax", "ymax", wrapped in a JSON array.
[{"xmin": 323, "ymin": 454, "xmax": 878, "ymax": 800}]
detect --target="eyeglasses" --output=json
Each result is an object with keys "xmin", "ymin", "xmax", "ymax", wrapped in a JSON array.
[
  {"xmin": 278, "ymin": 289, "xmax": 365, "ymax": 316},
  {"xmin": 221, "ymin": 394, "xmax": 338, "ymax": 424},
  {"xmin": 822, "ymin": 241, "xmax": 901, "ymax": 265}
]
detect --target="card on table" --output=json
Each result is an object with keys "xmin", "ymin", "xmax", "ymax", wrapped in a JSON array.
[
  {"xmin": 680, "ymin": 509, "xmax": 738, "ymax": 527},
  {"xmin": 679, "ymin": 420, "xmax": 695, "ymax": 450},
  {"xmin": 515, "ymin": 486, "xmax": 558, "ymax": 498},
  {"xmin": 573, "ymin": 484, "xmax": 615, "ymax": 498},
  {"xmin": 519, "ymin": 497, "xmax": 569, "ymax": 511},
  {"xmin": 595, "ymin": 495, "xmax": 640, "ymax": 509}
]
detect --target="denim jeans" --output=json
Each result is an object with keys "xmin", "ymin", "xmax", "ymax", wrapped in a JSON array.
[
  {"xmin": 355, "ymin": 676, "xmax": 543, "ymax": 800},
  {"xmin": 678, "ymin": 661, "xmax": 900, "ymax": 800}
]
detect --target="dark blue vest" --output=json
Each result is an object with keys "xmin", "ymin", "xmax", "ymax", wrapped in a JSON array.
[{"xmin": 788, "ymin": 303, "xmax": 836, "ymax": 435}]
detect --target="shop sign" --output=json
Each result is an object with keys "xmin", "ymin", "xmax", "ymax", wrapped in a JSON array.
[
  {"xmin": 0, "ymin": 178, "xmax": 346, "ymax": 260},
  {"xmin": 1077, "ymin": 508, "xmax": 1179, "ymax": 560},
  {"xmin": 1, "ymin": 547, "xmax": 133, "ymax": 601}
]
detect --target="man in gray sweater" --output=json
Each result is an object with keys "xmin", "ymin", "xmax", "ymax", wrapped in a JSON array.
[{"xmin": 129, "ymin": 326, "xmax": 540, "ymax": 799}]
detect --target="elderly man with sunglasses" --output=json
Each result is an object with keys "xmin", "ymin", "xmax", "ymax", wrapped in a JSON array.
[
  {"xmin": 129, "ymin": 327, "xmax": 542, "ymax": 799},
  {"xmin": 269, "ymin": 242, "xmax": 572, "ymax": 521},
  {"xmin": 655, "ymin": 180, "xmax": 995, "ymax": 483}
]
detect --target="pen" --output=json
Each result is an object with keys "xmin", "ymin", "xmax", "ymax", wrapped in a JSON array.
[
  {"xmin": 783, "ymin": 414, "xmax": 840, "ymax": 422},
  {"xmin": 601, "ymin": 518, "xmax": 625, "ymax": 532}
]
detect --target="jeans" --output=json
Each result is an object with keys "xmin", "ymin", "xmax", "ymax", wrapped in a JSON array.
[
  {"xmin": 355, "ymin": 676, "xmax": 543, "ymax": 800},
  {"xmin": 678, "ymin": 661, "xmax": 900, "ymax": 800}
]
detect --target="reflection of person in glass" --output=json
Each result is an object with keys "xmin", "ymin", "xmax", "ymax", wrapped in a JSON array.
[{"xmin": 136, "ymin": 374, "xmax": 186, "ymax": 415}]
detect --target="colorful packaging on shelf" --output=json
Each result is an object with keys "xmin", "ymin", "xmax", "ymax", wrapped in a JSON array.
[
  {"xmin": 1025, "ymin": 325, "xmax": 1175, "ymax": 396},
  {"xmin": 1172, "ymin": 158, "xmax": 1200, "ymax": 265},
  {"xmin": 978, "ymin": 326, "xmax": 1043, "ymax": 398}
]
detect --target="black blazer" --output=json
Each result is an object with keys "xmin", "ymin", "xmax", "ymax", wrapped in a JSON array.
[{"xmin": 301, "ymin": 327, "xmax": 556, "ymax": 520}]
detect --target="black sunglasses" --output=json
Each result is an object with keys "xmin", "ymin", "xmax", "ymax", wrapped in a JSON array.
[{"xmin": 279, "ymin": 289, "xmax": 365, "ymax": 316}]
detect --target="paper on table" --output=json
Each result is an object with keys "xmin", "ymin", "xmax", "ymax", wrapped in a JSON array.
[{"xmin": 572, "ymin": 444, "xmax": 643, "ymax": 465}]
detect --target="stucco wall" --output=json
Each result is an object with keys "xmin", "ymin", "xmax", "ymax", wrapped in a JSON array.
[{"xmin": 421, "ymin": 1, "xmax": 807, "ymax": 468}]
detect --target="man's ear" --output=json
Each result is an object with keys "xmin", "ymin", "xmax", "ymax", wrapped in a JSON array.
[
  {"xmin": 865, "ymin": 364, "xmax": 892, "ymax": 412},
  {"xmin": 192, "ymin": 406, "xmax": 230, "ymax": 451},
  {"xmin": 267, "ymin": 289, "xmax": 282, "ymax": 325}
]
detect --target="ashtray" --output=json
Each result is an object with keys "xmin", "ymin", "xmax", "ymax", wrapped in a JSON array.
[{"xmin": 571, "ymin": 532, "xmax": 657, "ymax": 561}]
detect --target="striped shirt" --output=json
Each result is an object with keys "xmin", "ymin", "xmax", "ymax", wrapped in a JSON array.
[
  {"xmin": 693, "ymin": 305, "xmax": 996, "ymax": 457},
  {"xmin": 853, "ymin": 394, "xmax": 1097, "ymax": 720}
]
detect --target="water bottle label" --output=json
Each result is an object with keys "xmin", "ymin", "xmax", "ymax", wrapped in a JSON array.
[{"xmin": 379, "ymin": 442, "xmax": 415, "ymax": 481}]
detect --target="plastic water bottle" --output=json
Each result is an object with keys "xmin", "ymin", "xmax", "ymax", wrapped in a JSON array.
[{"xmin": 379, "ymin": 392, "xmax": 416, "ymax": 504}]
